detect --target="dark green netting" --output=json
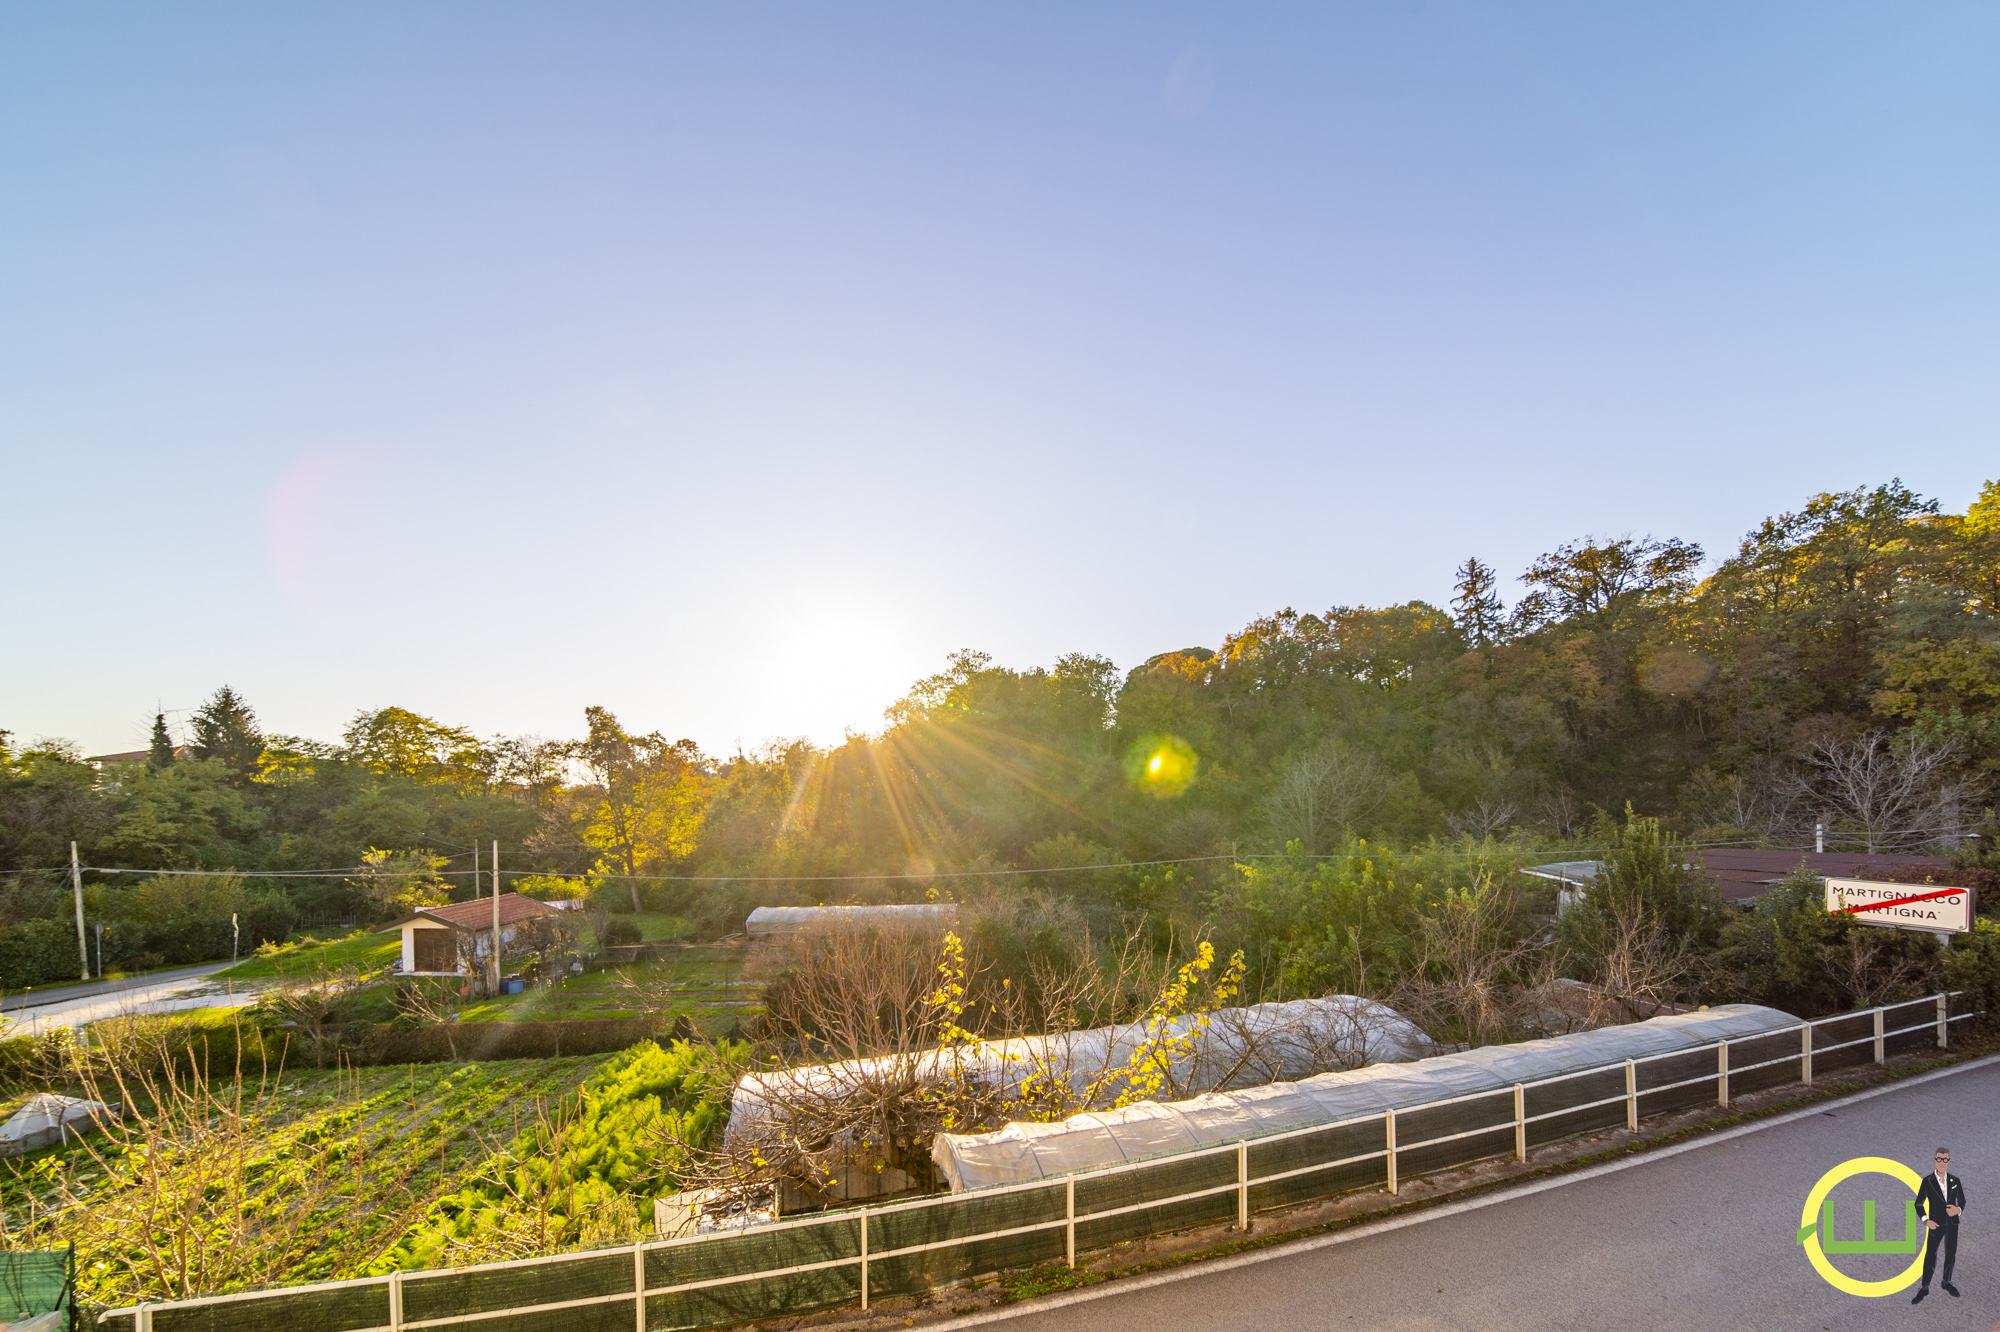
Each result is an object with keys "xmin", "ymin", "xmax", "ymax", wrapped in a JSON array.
[
  {"xmin": 1246, "ymin": 1119, "xmax": 1385, "ymax": 1211},
  {"xmin": 403, "ymin": 1249, "xmax": 630, "ymax": 1326},
  {"xmin": 1725, "ymin": 1030, "xmax": 1806, "ymax": 1095},
  {"xmin": 867, "ymin": 1185, "xmax": 1067, "ymax": 1296},
  {"xmin": 646, "ymin": 1263, "xmax": 860, "ymax": 1331},
  {"xmin": 646, "ymin": 1214, "xmax": 857, "ymax": 1292},
  {"xmin": 868, "ymin": 1226, "xmax": 1067, "ymax": 1297},
  {"xmin": 1633, "ymin": 1048, "xmax": 1721, "ymax": 1116},
  {"xmin": 1067, "ymin": 1152, "xmax": 1239, "ymax": 1252},
  {"xmin": 1882, "ymin": 998, "xmax": 1947, "ymax": 1059},
  {"xmin": 1811, "ymin": 1013, "xmax": 1877, "ymax": 1075},
  {"xmin": 491, "ymin": 1299, "xmax": 634, "ymax": 1332},
  {"xmin": 0, "ymin": 1249, "xmax": 70, "ymax": 1328},
  {"xmin": 149, "ymin": 1281, "xmax": 387, "ymax": 1332},
  {"xmin": 1521, "ymin": 1066, "xmax": 1625, "ymax": 1146}
]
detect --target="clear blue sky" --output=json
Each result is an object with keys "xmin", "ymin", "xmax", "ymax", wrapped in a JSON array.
[{"xmin": 4, "ymin": 3, "xmax": 1997, "ymax": 757}]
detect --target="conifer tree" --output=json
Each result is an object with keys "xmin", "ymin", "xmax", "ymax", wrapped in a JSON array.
[
  {"xmin": 1450, "ymin": 556, "xmax": 1505, "ymax": 647},
  {"xmin": 147, "ymin": 712, "xmax": 176, "ymax": 770},
  {"xmin": 191, "ymin": 685, "xmax": 265, "ymax": 781}
]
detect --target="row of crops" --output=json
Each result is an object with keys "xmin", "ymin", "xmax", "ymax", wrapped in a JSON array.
[{"xmin": 0, "ymin": 1039, "xmax": 744, "ymax": 1309}]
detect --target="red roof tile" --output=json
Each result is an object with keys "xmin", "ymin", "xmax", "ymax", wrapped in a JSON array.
[{"xmin": 412, "ymin": 893, "xmax": 560, "ymax": 931}]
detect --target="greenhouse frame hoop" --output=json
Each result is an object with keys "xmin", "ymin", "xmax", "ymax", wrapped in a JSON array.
[{"xmin": 99, "ymin": 992, "xmax": 1977, "ymax": 1332}]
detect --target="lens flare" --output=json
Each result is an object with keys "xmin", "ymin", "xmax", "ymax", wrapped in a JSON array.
[{"xmin": 1125, "ymin": 735, "xmax": 1196, "ymax": 797}]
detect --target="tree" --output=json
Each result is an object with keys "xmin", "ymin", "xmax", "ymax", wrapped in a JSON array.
[
  {"xmin": 343, "ymin": 706, "xmax": 490, "ymax": 785},
  {"xmin": 1451, "ymin": 557, "xmax": 1505, "ymax": 647},
  {"xmin": 1513, "ymin": 535, "xmax": 1704, "ymax": 631},
  {"xmin": 189, "ymin": 686, "xmax": 264, "ymax": 781},
  {"xmin": 147, "ymin": 713, "xmax": 176, "ymax": 771},
  {"xmin": 570, "ymin": 706, "xmax": 708, "ymax": 911},
  {"xmin": 1793, "ymin": 730, "xmax": 1980, "ymax": 853},
  {"xmin": 348, "ymin": 847, "xmax": 450, "ymax": 918},
  {"xmin": 1558, "ymin": 807, "xmax": 1721, "ymax": 998},
  {"xmin": 1263, "ymin": 740, "xmax": 1386, "ymax": 853}
]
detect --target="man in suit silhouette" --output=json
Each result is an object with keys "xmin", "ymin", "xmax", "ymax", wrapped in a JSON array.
[{"xmin": 1911, "ymin": 1147, "xmax": 1965, "ymax": 1304}]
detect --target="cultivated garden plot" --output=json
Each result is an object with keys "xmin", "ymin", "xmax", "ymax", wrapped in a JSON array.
[{"xmin": 0, "ymin": 1051, "xmax": 619, "ymax": 1305}]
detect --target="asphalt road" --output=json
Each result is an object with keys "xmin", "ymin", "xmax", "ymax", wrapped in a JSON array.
[
  {"xmin": 981, "ymin": 1058, "xmax": 2000, "ymax": 1332},
  {"xmin": 0, "ymin": 962, "xmax": 233, "ymax": 1013},
  {"xmin": 1, "ymin": 963, "xmax": 254, "ymax": 1034}
]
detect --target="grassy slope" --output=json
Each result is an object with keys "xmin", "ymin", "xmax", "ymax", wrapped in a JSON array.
[
  {"xmin": 216, "ymin": 931, "xmax": 403, "ymax": 980},
  {"xmin": 454, "ymin": 947, "xmax": 756, "ymax": 1034}
]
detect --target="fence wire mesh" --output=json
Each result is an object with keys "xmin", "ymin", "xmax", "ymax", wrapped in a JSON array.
[{"xmin": 0, "ymin": 1247, "xmax": 71, "ymax": 1329}]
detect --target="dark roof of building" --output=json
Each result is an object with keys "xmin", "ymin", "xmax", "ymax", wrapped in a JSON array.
[
  {"xmin": 378, "ymin": 893, "xmax": 560, "ymax": 933},
  {"xmin": 87, "ymin": 746, "xmax": 195, "ymax": 764},
  {"xmin": 1697, "ymin": 849, "xmax": 1954, "ymax": 902}
]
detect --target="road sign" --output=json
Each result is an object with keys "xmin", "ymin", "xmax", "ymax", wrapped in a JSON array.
[{"xmin": 1823, "ymin": 877, "xmax": 1975, "ymax": 934}]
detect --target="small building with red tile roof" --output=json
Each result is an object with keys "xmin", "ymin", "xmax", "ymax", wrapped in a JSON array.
[{"xmin": 378, "ymin": 893, "xmax": 561, "ymax": 975}]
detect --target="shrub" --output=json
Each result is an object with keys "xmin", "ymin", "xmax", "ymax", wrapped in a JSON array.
[
  {"xmin": 598, "ymin": 918, "xmax": 642, "ymax": 947},
  {"xmin": 0, "ymin": 918, "xmax": 86, "ymax": 989}
]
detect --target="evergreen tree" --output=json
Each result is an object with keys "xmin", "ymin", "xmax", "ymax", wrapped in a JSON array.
[
  {"xmin": 147, "ymin": 713, "xmax": 176, "ymax": 770},
  {"xmin": 1450, "ymin": 556, "xmax": 1505, "ymax": 647},
  {"xmin": 190, "ymin": 685, "xmax": 265, "ymax": 781}
]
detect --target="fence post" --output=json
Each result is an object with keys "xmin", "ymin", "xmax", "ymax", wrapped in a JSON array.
[
  {"xmin": 1237, "ymin": 1140, "xmax": 1250, "ymax": 1231},
  {"xmin": 1801, "ymin": 1024, "xmax": 1813, "ymax": 1086},
  {"xmin": 1385, "ymin": 1109, "xmax": 1398, "ymax": 1195},
  {"xmin": 1937, "ymin": 994, "xmax": 1949, "ymax": 1049},
  {"xmin": 859, "ymin": 1207, "xmax": 869, "ymax": 1311},
  {"xmin": 1717, "ymin": 1040, "xmax": 1729, "ymax": 1108},
  {"xmin": 1065, "ymin": 1175, "xmax": 1076, "ymax": 1269},
  {"xmin": 1874, "ymin": 1008, "xmax": 1886, "ymax": 1064},
  {"xmin": 136, "ymin": 1308, "xmax": 150, "ymax": 1332},
  {"xmin": 390, "ymin": 1271, "xmax": 404, "ymax": 1332},
  {"xmin": 1513, "ymin": 1084, "xmax": 1526, "ymax": 1162},
  {"xmin": 633, "ymin": 1241, "xmax": 646, "ymax": 1332},
  {"xmin": 1624, "ymin": 1059, "xmax": 1638, "ymax": 1132}
]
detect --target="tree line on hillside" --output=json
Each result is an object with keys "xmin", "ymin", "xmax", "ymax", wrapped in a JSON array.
[{"xmin": 3, "ymin": 478, "xmax": 1998, "ymax": 996}]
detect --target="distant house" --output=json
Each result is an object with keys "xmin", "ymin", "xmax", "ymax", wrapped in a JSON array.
[
  {"xmin": 1523, "ymin": 849, "xmax": 1957, "ymax": 908},
  {"xmin": 379, "ymin": 893, "xmax": 561, "ymax": 976}
]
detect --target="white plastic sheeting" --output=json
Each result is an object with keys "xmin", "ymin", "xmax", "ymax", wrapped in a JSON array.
[
  {"xmin": 0, "ymin": 1094, "xmax": 117, "ymax": 1157},
  {"xmin": 726, "ymin": 996, "xmax": 1430, "ymax": 1139},
  {"xmin": 744, "ymin": 904, "xmax": 959, "ymax": 938},
  {"xmin": 931, "ymin": 1003, "xmax": 1800, "ymax": 1191}
]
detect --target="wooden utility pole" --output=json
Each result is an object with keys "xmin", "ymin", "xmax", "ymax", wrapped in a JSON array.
[
  {"xmin": 71, "ymin": 841, "xmax": 90, "ymax": 982},
  {"xmin": 489, "ymin": 840, "xmax": 502, "ymax": 994}
]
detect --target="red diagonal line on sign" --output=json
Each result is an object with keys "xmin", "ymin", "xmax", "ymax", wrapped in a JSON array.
[{"xmin": 1837, "ymin": 887, "xmax": 1961, "ymax": 915}]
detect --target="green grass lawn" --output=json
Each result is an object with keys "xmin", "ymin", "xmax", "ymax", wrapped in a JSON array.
[
  {"xmin": 452, "ymin": 947, "xmax": 756, "ymax": 1035},
  {"xmin": 216, "ymin": 930, "xmax": 403, "ymax": 979},
  {"xmin": 588, "ymin": 911, "xmax": 695, "ymax": 945}
]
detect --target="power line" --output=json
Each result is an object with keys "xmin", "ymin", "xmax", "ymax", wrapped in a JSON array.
[{"xmin": 57, "ymin": 837, "xmax": 1898, "ymax": 885}]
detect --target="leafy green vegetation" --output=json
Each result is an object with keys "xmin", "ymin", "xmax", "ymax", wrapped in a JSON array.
[
  {"xmin": 0, "ymin": 1052, "xmax": 620, "ymax": 1303},
  {"xmin": 378, "ymin": 1038, "xmax": 744, "ymax": 1269}
]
